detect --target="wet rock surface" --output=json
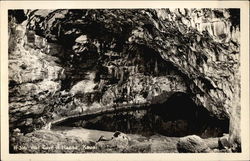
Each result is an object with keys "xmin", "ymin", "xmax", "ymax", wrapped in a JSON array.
[{"xmin": 8, "ymin": 9, "xmax": 241, "ymax": 153}]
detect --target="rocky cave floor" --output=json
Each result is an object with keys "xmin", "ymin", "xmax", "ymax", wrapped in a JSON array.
[{"xmin": 11, "ymin": 126, "xmax": 231, "ymax": 153}]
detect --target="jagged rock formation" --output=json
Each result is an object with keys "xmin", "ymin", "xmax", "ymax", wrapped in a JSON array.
[
  {"xmin": 8, "ymin": 8, "xmax": 241, "ymax": 152},
  {"xmin": 23, "ymin": 9, "xmax": 240, "ymax": 119},
  {"xmin": 8, "ymin": 19, "xmax": 65, "ymax": 133}
]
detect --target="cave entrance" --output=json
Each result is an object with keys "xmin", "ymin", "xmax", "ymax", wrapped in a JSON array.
[
  {"xmin": 149, "ymin": 92, "xmax": 229, "ymax": 137},
  {"xmin": 54, "ymin": 92, "xmax": 229, "ymax": 138}
]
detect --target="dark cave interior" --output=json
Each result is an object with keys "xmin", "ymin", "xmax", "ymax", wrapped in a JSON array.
[{"xmin": 55, "ymin": 92, "xmax": 229, "ymax": 138}]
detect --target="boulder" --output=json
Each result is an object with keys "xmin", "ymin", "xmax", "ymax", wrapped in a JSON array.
[
  {"xmin": 110, "ymin": 131, "xmax": 130, "ymax": 149},
  {"xmin": 218, "ymin": 134, "xmax": 230, "ymax": 149},
  {"xmin": 177, "ymin": 135, "xmax": 210, "ymax": 153},
  {"xmin": 96, "ymin": 131, "xmax": 130, "ymax": 150}
]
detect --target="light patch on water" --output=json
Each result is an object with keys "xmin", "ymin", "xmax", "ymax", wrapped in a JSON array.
[{"xmin": 52, "ymin": 126, "xmax": 114, "ymax": 142}]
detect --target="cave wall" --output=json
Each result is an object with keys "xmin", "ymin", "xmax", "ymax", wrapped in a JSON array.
[
  {"xmin": 8, "ymin": 9, "xmax": 240, "ymax": 150},
  {"xmin": 8, "ymin": 18, "xmax": 65, "ymax": 133},
  {"xmin": 23, "ymin": 9, "xmax": 240, "ymax": 119}
]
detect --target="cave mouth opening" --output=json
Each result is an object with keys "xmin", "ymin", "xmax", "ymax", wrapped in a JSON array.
[{"xmin": 55, "ymin": 92, "xmax": 229, "ymax": 138}]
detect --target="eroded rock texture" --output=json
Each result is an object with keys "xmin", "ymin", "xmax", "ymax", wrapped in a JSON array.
[
  {"xmin": 8, "ymin": 8, "xmax": 241, "ymax": 153},
  {"xmin": 177, "ymin": 135, "xmax": 210, "ymax": 153}
]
